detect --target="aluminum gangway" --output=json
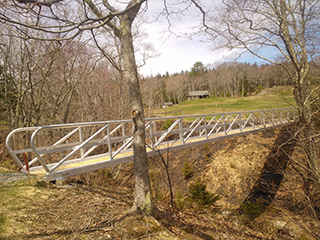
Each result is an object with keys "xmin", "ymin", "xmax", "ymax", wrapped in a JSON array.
[{"xmin": 6, "ymin": 108, "xmax": 297, "ymax": 181}]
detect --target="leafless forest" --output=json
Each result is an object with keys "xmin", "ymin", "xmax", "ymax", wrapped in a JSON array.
[
  {"xmin": 1, "ymin": 1, "xmax": 320, "ymax": 233},
  {"xmin": 2, "ymin": 37, "xmax": 319, "ymax": 129}
]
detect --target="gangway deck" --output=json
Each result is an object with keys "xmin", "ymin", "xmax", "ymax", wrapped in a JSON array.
[{"xmin": 6, "ymin": 108, "xmax": 297, "ymax": 181}]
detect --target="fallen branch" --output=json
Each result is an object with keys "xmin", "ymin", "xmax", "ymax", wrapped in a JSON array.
[
  {"xmin": 36, "ymin": 212, "xmax": 60, "ymax": 218},
  {"xmin": 0, "ymin": 145, "xmax": 5, "ymax": 156}
]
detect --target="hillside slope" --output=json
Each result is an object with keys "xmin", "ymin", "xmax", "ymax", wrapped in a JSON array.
[{"xmin": 1, "ymin": 125, "xmax": 319, "ymax": 239}]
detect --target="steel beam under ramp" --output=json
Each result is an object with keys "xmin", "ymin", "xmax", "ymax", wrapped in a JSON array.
[{"xmin": 6, "ymin": 108, "xmax": 298, "ymax": 181}]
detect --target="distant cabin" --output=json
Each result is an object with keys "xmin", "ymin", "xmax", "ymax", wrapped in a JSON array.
[
  {"xmin": 162, "ymin": 102, "xmax": 173, "ymax": 108},
  {"xmin": 187, "ymin": 91, "xmax": 209, "ymax": 100}
]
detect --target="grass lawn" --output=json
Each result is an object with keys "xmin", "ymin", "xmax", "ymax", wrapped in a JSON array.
[{"xmin": 154, "ymin": 90, "xmax": 296, "ymax": 117}]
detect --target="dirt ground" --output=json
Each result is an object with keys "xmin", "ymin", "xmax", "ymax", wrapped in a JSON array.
[{"xmin": 1, "ymin": 126, "xmax": 319, "ymax": 239}]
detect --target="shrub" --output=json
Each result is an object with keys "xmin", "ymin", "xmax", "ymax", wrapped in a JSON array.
[
  {"xmin": 149, "ymin": 170, "xmax": 164, "ymax": 201},
  {"xmin": 229, "ymin": 162, "xmax": 236, "ymax": 169},
  {"xmin": 203, "ymin": 144, "xmax": 210, "ymax": 152},
  {"xmin": 0, "ymin": 213, "xmax": 5, "ymax": 233},
  {"xmin": 240, "ymin": 200, "xmax": 266, "ymax": 220},
  {"xmin": 175, "ymin": 190, "xmax": 184, "ymax": 209},
  {"xmin": 182, "ymin": 160, "xmax": 194, "ymax": 179},
  {"xmin": 255, "ymin": 85, "xmax": 264, "ymax": 94},
  {"xmin": 160, "ymin": 119, "xmax": 174, "ymax": 131},
  {"xmin": 185, "ymin": 178, "xmax": 221, "ymax": 211},
  {"xmin": 203, "ymin": 144, "xmax": 211, "ymax": 161}
]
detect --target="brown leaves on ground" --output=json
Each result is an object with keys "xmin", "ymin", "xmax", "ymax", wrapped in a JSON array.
[
  {"xmin": 0, "ymin": 178, "xmax": 272, "ymax": 240},
  {"xmin": 1, "ymin": 126, "xmax": 320, "ymax": 239}
]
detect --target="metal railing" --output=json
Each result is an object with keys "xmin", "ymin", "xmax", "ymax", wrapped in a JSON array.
[{"xmin": 6, "ymin": 108, "xmax": 297, "ymax": 180}]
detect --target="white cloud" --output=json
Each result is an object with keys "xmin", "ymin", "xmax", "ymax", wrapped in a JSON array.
[{"xmin": 137, "ymin": 2, "xmax": 238, "ymax": 76}]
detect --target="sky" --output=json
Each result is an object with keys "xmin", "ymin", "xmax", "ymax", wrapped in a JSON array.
[{"xmin": 138, "ymin": 1, "xmax": 261, "ymax": 77}]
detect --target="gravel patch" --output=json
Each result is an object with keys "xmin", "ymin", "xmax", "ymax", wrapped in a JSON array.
[{"xmin": 0, "ymin": 173, "xmax": 30, "ymax": 184}]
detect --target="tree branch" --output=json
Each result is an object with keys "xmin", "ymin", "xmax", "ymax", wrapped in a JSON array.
[{"xmin": 16, "ymin": 0, "xmax": 63, "ymax": 7}]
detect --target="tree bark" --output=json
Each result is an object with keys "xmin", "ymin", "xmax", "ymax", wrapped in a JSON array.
[
  {"xmin": 278, "ymin": 0, "xmax": 320, "ymax": 181},
  {"xmin": 119, "ymin": 12, "xmax": 152, "ymax": 214}
]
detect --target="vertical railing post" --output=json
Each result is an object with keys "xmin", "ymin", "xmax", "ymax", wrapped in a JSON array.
[
  {"xmin": 107, "ymin": 124, "xmax": 112, "ymax": 160},
  {"xmin": 122, "ymin": 123, "xmax": 126, "ymax": 145},
  {"xmin": 252, "ymin": 113, "xmax": 255, "ymax": 130},
  {"xmin": 239, "ymin": 114, "xmax": 242, "ymax": 132},
  {"xmin": 153, "ymin": 121, "xmax": 158, "ymax": 144},
  {"xmin": 79, "ymin": 127, "xmax": 84, "ymax": 158},
  {"xmin": 204, "ymin": 117, "xmax": 208, "ymax": 139},
  {"xmin": 260, "ymin": 111, "xmax": 262, "ymax": 126},
  {"xmin": 272, "ymin": 110, "xmax": 275, "ymax": 124},
  {"xmin": 199, "ymin": 117, "xmax": 203, "ymax": 136},
  {"xmin": 179, "ymin": 119, "xmax": 184, "ymax": 144},
  {"xmin": 149, "ymin": 121, "xmax": 154, "ymax": 150},
  {"xmin": 223, "ymin": 115, "xmax": 226, "ymax": 135}
]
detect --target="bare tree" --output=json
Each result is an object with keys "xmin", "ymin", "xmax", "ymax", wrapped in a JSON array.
[
  {"xmin": 0, "ymin": 27, "xmax": 96, "ymax": 128},
  {"xmin": 166, "ymin": 73, "xmax": 187, "ymax": 103},
  {"xmin": 1, "ymin": 0, "xmax": 152, "ymax": 214},
  {"xmin": 193, "ymin": 0, "xmax": 320, "ymax": 181}
]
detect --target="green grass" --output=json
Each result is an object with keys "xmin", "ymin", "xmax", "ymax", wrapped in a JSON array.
[
  {"xmin": 0, "ymin": 121, "xmax": 8, "ymax": 129},
  {"xmin": 156, "ymin": 91, "xmax": 296, "ymax": 117},
  {"xmin": 0, "ymin": 168, "xmax": 16, "ymax": 174},
  {"xmin": 0, "ymin": 213, "xmax": 5, "ymax": 235}
]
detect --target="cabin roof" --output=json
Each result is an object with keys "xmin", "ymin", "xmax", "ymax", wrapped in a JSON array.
[{"xmin": 187, "ymin": 91, "xmax": 209, "ymax": 97}]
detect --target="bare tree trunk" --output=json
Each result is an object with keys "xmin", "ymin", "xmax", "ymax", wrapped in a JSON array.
[
  {"xmin": 295, "ymin": 80, "xmax": 320, "ymax": 180},
  {"xmin": 119, "ymin": 16, "xmax": 152, "ymax": 214},
  {"xmin": 277, "ymin": 0, "xmax": 320, "ymax": 181},
  {"xmin": 63, "ymin": 90, "xmax": 74, "ymax": 124}
]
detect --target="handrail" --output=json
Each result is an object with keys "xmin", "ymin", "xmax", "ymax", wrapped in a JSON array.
[
  {"xmin": 29, "ymin": 127, "xmax": 81, "ymax": 167},
  {"xmin": 226, "ymin": 115, "xmax": 239, "ymax": 133},
  {"xmin": 154, "ymin": 119, "xmax": 182, "ymax": 148},
  {"xmin": 31, "ymin": 124, "xmax": 110, "ymax": 173},
  {"xmin": 84, "ymin": 123, "xmax": 124, "ymax": 158},
  {"xmin": 6, "ymin": 127, "xmax": 39, "ymax": 169},
  {"xmin": 185, "ymin": 117, "xmax": 205, "ymax": 142},
  {"xmin": 6, "ymin": 108, "xmax": 298, "ymax": 179},
  {"xmin": 207, "ymin": 115, "xmax": 224, "ymax": 137}
]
